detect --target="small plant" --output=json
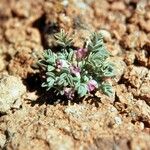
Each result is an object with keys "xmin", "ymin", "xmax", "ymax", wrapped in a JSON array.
[{"xmin": 38, "ymin": 29, "xmax": 116, "ymax": 99}]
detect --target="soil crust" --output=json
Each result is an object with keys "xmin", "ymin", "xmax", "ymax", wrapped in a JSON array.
[{"xmin": 0, "ymin": 0, "xmax": 150, "ymax": 150}]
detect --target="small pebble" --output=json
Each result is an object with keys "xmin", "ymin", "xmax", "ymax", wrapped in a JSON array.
[{"xmin": 114, "ymin": 116, "xmax": 122, "ymax": 125}]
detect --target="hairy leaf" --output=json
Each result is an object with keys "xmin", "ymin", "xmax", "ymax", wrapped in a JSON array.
[
  {"xmin": 54, "ymin": 29, "xmax": 73, "ymax": 48},
  {"xmin": 77, "ymin": 83, "xmax": 88, "ymax": 97},
  {"xmin": 47, "ymin": 65, "xmax": 55, "ymax": 71},
  {"xmin": 99, "ymin": 62, "xmax": 116, "ymax": 77},
  {"xmin": 101, "ymin": 83, "xmax": 114, "ymax": 97}
]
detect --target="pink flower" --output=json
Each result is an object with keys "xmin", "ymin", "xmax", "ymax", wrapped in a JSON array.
[
  {"xmin": 87, "ymin": 80, "xmax": 98, "ymax": 92},
  {"xmin": 75, "ymin": 48, "xmax": 87, "ymax": 60},
  {"xmin": 70, "ymin": 65, "xmax": 81, "ymax": 77},
  {"xmin": 56, "ymin": 59, "xmax": 69, "ymax": 69},
  {"xmin": 64, "ymin": 87, "xmax": 75, "ymax": 99}
]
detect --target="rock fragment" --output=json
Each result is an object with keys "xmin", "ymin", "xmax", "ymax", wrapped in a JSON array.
[
  {"xmin": 0, "ymin": 75, "xmax": 26, "ymax": 114},
  {"xmin": 123, "ymin": 65, "xmax": 148, "ymax": 88}
]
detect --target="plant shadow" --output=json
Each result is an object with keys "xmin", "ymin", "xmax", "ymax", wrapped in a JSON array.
[
  {"xmin": 24, "ymin": 73, "xmax": 90, "ymax": 106},
  {"xmin": 24, "ymin": 73, "xmax": 101, "ymax": 107},
  {"xmin": 28, "ymin": 92, "xmax": 101, "ymax": 107}
]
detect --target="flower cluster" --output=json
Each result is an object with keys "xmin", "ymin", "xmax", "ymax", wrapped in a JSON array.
[{"xmin": 39, "ymin": 30, "xmax": 116, "ymax": 99}]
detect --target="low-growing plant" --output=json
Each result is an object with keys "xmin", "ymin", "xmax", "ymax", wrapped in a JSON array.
[{"xmin": 38, "ymin": 29, "xmax": 116, "ymax": 99}]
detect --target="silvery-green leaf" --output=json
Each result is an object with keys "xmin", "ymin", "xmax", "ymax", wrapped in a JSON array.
[
  {"xmin": 63, "ymin": 80, "xmax": 68, "ymax": 86},
  {"xmin": 47, "ymin": 77, "xmax": 55, "ymax": 89},
  {"xmin": 82, "ymin": 75, "xmax": 89, "ymax": 82},
  {"xmin": 57, "ymin": 78, "xmax": 65, "ymax": 86},
  {"xmin": 47, "ymin": 77, "xmax": 54, "ymax": 82},
  {"xmin": 46, "ymin": 56, "xmax": 56, "ymax": 64},
  {"xmin": 60, "ymin": 90, "xmax": 65, "ymax": 95},
  {"xmin": 66, "ymin": 74, "xmax": 73, "ymax": 86},
  {"xmin": 78, "ymin": 61, "xmax": 84, "ymax": 68},
  {"xmin": 57, "ymin": 52, "xmax": 66, "ymax": 59},
  {"xmin": 44, "ymin": 49, "xmax": 53, "ymax": 59},
  {"xmin": 46, "ymin": 72, "xmax": 55, "ymax": 78},
  {"xmin": 54, "ymin": 29, "xmax": 73, "ymax": 48},
  {"xmin": 68, "ymin": 50, "xmax": 74, "ymax": 61},
  {"xmin": 88, "ymin": 33, "xmax": 103, "ymax": 51},
  {"xmin": 77, "ymin": 84, "xmax": 88, "ymax": 97},
  {"xmin": 101, "ymin": 83, "xmax": 114, "ymax": 97},
  {"xmin": 41, "ymin": 82, "xmax": 47, "ymax": 87},
  {"xmin": 100, "ymin": 62, "xmax": 115, "ymax": 77},
  {"xmin": 47, "ymin": 65, "xmax": 55, "ymax": 71},
  {"xmin": 60, "ymin": 73, "xmax": 67, "ymax": 78},
  {"xmin": 43, "ymin": 50, "xmax": 50, "ymax": 58},
  {"xmin": 62, "ymin": 67, "xmax": 70, "ymax": 73}
]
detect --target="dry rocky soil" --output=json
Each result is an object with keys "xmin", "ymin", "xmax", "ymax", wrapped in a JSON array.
[{"xmin": 0, "ymin": 0, "xmax": 150, "ymax": 150}]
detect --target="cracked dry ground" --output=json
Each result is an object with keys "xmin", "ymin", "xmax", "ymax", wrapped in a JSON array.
[{"xmin": 0, "ymin": 0, "xmax": 150, "ymax": 150}]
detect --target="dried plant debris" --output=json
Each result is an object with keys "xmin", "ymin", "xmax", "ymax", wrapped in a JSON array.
[{"xmin": 38, "ymin": 30, "xmax": 116, "ymax": 99}]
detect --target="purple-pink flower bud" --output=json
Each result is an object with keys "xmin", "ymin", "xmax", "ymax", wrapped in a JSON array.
[
  {"xmin": 75, "ymin": 48, "xmax": 87, "ymax": 60},
  {"xmin": 70, "ymin": 65, "xmax": 81, "ymax": 77},
  {"xmin": 64, "ymin": 87, "xmax": 74, "ymax": 99},
  {"xmin": 56, "ymin": 59, "xmax": 69, "ymax": 69},
  {"xmin": 87, "ymin": 80, "xmax": 98, "ymax": 92}
]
